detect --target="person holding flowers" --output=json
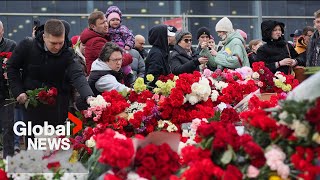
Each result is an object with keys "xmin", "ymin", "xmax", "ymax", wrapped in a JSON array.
[
  {"xmin": 200, "ymin": 17, "xmax": 250, "ymax": 70},
  {"xmin": 169, "ymin": 30, "xmax": 208, "ymax": 75},
  {"xmin": 0, "ymin": 20, "xmax": 16, "ymax": 157},
  {"xmin": 7, "ymin": 19, "xmax": 94, "ymax": 131}
]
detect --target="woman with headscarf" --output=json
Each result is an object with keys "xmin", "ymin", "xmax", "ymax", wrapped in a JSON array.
[{"xmin": 256, "ymin": 20, "xmax": 302, "ymax": 74}]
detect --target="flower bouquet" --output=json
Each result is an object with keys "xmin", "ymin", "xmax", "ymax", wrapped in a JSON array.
[
  {"xmin": 0, "ymin": 52, "xmax": 12, "ymax": 79},
  {"xmin": 24, "ymin": 86, "xmax": 58, "ymax": 108}
]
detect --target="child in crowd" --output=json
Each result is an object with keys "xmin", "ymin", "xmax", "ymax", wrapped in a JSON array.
[
  {"xmin": 208, "ymin": 35, "xmax": 216, "ymax": 51},
  {"xmin": 105, "ymin": 6, "xmax": 135, "ymax": 86}
]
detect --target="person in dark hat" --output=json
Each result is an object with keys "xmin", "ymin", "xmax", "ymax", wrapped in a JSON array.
[
  {"xmin": 195, "ymin": 27, "xmax": 211, "ymax": 55},
  {"xmin": 290, "ymin": 29, "xmax": 302, "ymax": 47},
  {"xmin": 169, "ymin": 30, "xmax": 208, "ymax": 75}
]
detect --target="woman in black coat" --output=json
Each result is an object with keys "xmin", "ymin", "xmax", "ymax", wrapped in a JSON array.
[
  {"xmin": 169, "ymin": 30, "xmax": 208, "ymax": 75},
  {"xmin": 256, "ymin": 20, "xmax": 302, "ymax": 74}
]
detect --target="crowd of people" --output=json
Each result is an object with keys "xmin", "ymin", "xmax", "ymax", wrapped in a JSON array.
[{"xmin": 1, "ymin": 6, "xmax": 320, "ymax": 157}]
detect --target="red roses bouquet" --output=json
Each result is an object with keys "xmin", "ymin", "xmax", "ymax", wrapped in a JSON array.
[
  {"xmin": 0, "ymin": 52, "xmax": 12, "ymax": 76},
  {"xmin": 25, "ymin": 86, "xmax": 58, "ymax": 108}
]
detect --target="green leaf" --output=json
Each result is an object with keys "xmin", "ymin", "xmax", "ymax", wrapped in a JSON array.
[
  {"xmin": 220, "ymin": 145, "xmax": 233, "ymax": 165},
  {"xmin": 201, "ymin": 136, "xmax": 214, "ymax": 149}
]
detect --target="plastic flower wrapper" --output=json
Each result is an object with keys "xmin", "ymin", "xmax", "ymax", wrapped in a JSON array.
[{"xmin": 286, "ymin": 71, "xmax": 320, "ymax": 101}]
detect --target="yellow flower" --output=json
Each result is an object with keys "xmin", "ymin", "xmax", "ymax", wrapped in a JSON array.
[
  {"xmin": 146, "ymin": 74, "xmax": 154, "ymax": 82},
  {"xmin": 282, "ymin": 84, "xmax": 292, "ymax": 92},
  {"xmin": 274, "ymin": 79, "xmax": 282, "ymax": 88},
  {"xmin": 269, "ymin": 175, "xmax": 282, "ymax": 180},
  {"xmin": 69, "ymin": 150, "xmax": 79, "ymax": 163},
  {"xmin": 133, "ymin": 77, "xmax": 147, "ymax": 92}
]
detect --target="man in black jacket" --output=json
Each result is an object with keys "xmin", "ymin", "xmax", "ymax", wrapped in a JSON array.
[
  {"xmin": 7, "ymin": 19, "xmax": 94, "ymax": 148},
  {"xmin": 144, "ymin": 25, "xmax": 171, "ymax": 87},
  {"xmin": 0, "ymin": 20, "xmax": 16, "ymax": 157}
]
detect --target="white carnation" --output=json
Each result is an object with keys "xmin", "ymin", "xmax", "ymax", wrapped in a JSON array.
[
  {"xmin": 89, "ymin": 95, "xmax": 110, "ymax": 108},
  {"xmin": 187, "ymin": 94, "xmax": 199, "ymax": 105},
  {"xmin": 211, "ymin": 90, "xmax": 219, "ymax": 102},
  {"xmin": 291, "ymin": 120, "xmax": 310, "ymax": 138}
]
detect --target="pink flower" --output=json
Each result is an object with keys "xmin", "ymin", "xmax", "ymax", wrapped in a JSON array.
[
  {"xmin": 257, "ymin": 81, "xmax": 264, "ymax": 87},
  {"xmin": 152, "ymin": 94, "xmax": 160, "ymax": 101},
  {"xmin": 247, "ymin": 165, "xmax": 260, "ymax": 178},
  {"xmin": 83, "ymin": 110, "xmax": 92, "ymax": 118},
  {"xmin": 203, "ymin": 69, "xmax": 213, "ymax": 78},
  {"xmin": 277, "ymin": 163, "xmax": 290, "ymax": 179}
]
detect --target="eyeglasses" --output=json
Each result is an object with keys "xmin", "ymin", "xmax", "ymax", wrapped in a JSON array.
[
  {"xmin": 183, "ymin": 39, "xmax": 192, "ymax": 43},
  {"xmin": 110, "ymin": 58, "xmax": 123, "ymax": 63}
]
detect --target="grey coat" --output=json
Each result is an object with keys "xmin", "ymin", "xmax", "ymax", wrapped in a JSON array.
[{"xmin": 129, "ymin": 49, "xmax": 145, "ymax": 81}]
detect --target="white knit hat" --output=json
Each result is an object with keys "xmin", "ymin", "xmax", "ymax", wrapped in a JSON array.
[{"xmin": 215, "ymin": 17, "xmax": 233, "ymax": 33}]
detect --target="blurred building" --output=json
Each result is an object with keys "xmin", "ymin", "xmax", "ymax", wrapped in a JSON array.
[{"xmin": 0, "ymin": 1, "xmax": 319, "ymax": 45}]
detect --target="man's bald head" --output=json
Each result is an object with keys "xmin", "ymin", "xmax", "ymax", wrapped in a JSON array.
[
  {"xmin": 134, "ymin": 34, "xmax": 145, "ymax": 51},
  {"xmin": 0, "ymin": 21, "xmax": 4, "ymax": 41}
]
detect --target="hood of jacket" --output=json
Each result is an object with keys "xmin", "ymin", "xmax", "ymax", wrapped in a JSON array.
[
  {"xmin": 148, "ymin": 24, "xmax": 169, "ymax": 55},
  {"xmin": 105, "ymin": 6, "xmax": 122, "ymax": 20},
  {"xmin": 223, "ymin": 31, "xmax": 245, "ymax": 45},
  {"xmin": 91, "ymin": 59, "xmax": 112, "ymax": 71},
  {"xmin": 261, "ymin": 20, "xmax": 286, "ymax": 44},
  {"xmin": 80, "ymin": 28, "xmax": 108, "ymax": 44}
]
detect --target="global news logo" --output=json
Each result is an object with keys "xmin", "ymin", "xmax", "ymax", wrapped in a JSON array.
[{"xmin": 13, "ymin": 113, "xmax": 82, "ymax": 151}]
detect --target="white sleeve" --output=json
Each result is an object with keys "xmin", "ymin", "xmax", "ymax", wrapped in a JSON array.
[{"xmin": 95, "ymin": 74, "xmax": 130, "ymax": 92}]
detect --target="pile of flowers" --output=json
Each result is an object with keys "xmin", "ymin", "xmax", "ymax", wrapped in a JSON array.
[
  {"xmin": 240, "ymin": 95, "xmax": 320, "ymax": 179},
  {"xmin": 87, "ymin": 129, "xmax": 181, "ymax": 180}
]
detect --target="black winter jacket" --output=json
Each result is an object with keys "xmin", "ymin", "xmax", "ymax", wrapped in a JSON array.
[
  {"xmin": 7, "ymin": 35, "xmax": 93, "ymax": 125},
  {"xmin": 145, "ymin": 25, "xmax": 171, "ymax": 86},
  {"xmin": 256, "ymin": 20, "xmax": 298, "ymax": 74},
  {"xmin": 169, "ymin": 45, "xmax": 200, "ymax": 75}
]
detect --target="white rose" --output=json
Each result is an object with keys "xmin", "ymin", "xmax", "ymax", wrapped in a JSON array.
[
  {"xmin": 312, "ymin": 132, "xmax": 320, "ymax": 144},
  {"xmin": 291, "ymin": 120, "xmax": 310, "ymax": 138},
  {"xmin": 85, "ymin": 136, "xmax": 96, "ymax": 147},
  {"xmin": 278, "ymin": 111, "xmax": 288, "ymax": 120},
  {"xmin": 252, "ymin": 72, "xmax": 260, "ymax": 79},
  {"xmin": 158, "ymin": 120, "xmax": 165, "ymax": 128}
]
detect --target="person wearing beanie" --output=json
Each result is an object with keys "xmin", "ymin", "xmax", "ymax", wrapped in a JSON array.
[
  {"xmin": 105, "ymin": 6, "xmax": 135, "ymax": 50},
  {"xmin": 200, "ymin": 17, "xmax": 250, "ymax": 70},
  {"xmin": 195, "ymin": 27, "xmax": 211, "ymax": 55},
  {"xmin": 256, "ymin": 20, "xmax": 301, "ymax": 74},
  {"xmin": 169, "ymin": 30, "xmax": 208, "ymax": 75}
]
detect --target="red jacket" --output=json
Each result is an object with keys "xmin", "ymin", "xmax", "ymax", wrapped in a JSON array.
[
  {"xmin": 80, "ymin": 28, "xmax": 133, "ymax": 74},
  {"xmin": 80, "ymin": 28, "xmax": 108, "ymax": 73}
]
